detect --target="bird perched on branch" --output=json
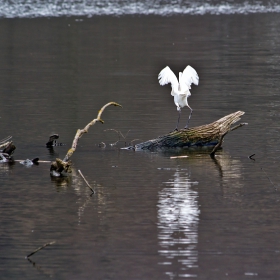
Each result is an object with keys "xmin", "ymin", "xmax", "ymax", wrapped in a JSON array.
[{"xmin": 158, "ymin": 65, "xmax": 199, "ymax": 130}]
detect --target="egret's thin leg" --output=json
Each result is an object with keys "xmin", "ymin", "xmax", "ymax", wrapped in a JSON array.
[
  {"xmin": 184, "ymin": 106, "xmax": 193, "ymax": 129},
  {"xmin": 175, "ymin": 109, "xmax": 181, "ymax": 131}
]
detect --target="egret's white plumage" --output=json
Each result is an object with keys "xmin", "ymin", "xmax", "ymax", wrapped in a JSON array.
[{"xmin": 158, "ymin": 65, "xmax": 199, "ymax": 130}]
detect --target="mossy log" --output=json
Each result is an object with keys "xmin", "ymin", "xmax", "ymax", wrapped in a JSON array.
[{"xmin": 134, "ymin": 111, "xmax": 247, "ymax": 156}]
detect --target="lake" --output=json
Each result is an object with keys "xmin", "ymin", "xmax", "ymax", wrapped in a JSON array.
[{"xmin": 1, "ymin": 3, "xmax": 280, "ymax": 279}]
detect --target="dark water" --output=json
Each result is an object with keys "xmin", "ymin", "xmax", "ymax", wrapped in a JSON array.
[{"xmin": 1, "ymin": 12, "xmax": 280, "ymax": 280}]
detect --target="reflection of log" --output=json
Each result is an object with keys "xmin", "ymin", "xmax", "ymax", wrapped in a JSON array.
[{"xmin": 135, "ymin": 111, "xmax": 247, "ymax": 155}]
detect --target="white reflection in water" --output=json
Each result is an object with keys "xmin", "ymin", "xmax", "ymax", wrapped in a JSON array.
[
  {"xmin": 157, "ymin": 168, "xmax": 199, "ymax": 278},
  {"xmin": 0, "ymin": 162, "xmax": 11, "ymax": 174}
]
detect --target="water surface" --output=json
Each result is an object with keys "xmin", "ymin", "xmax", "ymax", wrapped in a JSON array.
[{"xmin": 1, "ymin": 11, "xmax": 280, "ymax": 280}]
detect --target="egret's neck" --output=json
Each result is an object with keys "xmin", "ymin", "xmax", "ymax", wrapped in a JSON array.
[{"xmin": 178, "ymin": 84, "xmax": 181, "ymax": 91}]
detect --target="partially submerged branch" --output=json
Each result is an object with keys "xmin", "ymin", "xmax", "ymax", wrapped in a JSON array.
[
  {"xmin": 78, "ymin": 169, "xmax": 95, "ymax": 193},
  {"xmin": 63, "ymin": 102, "xmax": 122, "ymax": 162},
  {"xmin": 50, "ymin": 102, "xmax": 122, "ymax": 176},
  {"xmin": 26, "ymin": 241, "xmax": 56, "ymax": 259}
]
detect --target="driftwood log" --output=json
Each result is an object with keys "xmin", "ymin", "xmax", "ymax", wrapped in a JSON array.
[
  {"xmin": 50, "ymin": 102, "xmax": 122, "ymax": 176},
  {"xmin": 134, "ymin": 111, "xmax": 247, "ymax": 157}
]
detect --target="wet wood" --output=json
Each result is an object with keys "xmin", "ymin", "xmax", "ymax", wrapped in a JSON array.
[
  {"xmin": 50, "ymin": 102, "xmax": 122, "ymax": 176},
  {"xmin": 0, "ymin": 138, "xmax": 16, "ymax": 162},
  {"xmin": 0, "ymin": 136, "xmax": 12, "ymax": 149},
  {"xmin": 46, "ymin": 134, "xmax": 59, "ymax": 147},
  {"xmin": 2, "ymin": 142, "xmax": 16, "ymax": 156},
  {"xmin": 50, "ymin": 158, "xmax": 72, "ymax": 175},
  {"xmin": 135, "ymin": 111, "xmax": 247, "ymax": 156},
  {"xmin": 26, "ymin": 241, "xmax": 56, "ymax": 259},
  {"xmin": 78, "ymin": 169, "xmax": 95, "ymax": 193}
]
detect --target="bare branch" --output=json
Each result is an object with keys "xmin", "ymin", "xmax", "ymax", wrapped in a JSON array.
[
  {"xmin": 78, "ymin": 170, "xmax": 95, "ymax": 193},
  {"xmin": 104, "ymin": 129, "xmax": 131, "ymax": 147},
  {"xmin": 63, "ymin": 102, "xmax": 122, "ymax": 162},
  {"xmin": 26, "ymin": 241, "xmax": 56, "ymax": 259},
  {"xmin": 50, "ymin": 102, "xmax": 121, "ymax": 176}
]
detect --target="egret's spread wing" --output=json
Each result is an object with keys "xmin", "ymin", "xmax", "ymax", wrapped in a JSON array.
[
  {"xmin": 180, "ymin": 65, "xmax": 199, "ymax": 90},
  {"xmin": 158, "ymin": 66, "xmax": 179, "ymax": 90}
]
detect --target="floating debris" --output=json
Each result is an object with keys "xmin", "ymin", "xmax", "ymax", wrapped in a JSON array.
[
  {"xmin": 244, "ymin": 272, "xmax": 258, "ymax": 276},
  {"xmin": 98, "ymin": 142, "xmax": 106, "ymax": 148},
  {"xmin": 20, "ymin": 158, "xmax": 40, "ymax": 167},
  {"xmin": 170, "ymin": 155, "xmax": 189, "ymax": 159},
  {"xmin": 0, "ymin": 153, "xmax": 9, "ymax": 163}
]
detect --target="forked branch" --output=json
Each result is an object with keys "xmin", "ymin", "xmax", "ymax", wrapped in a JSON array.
[{"xmin": 64, "ymin": 102, "xmax": 122, "ymax": 162}]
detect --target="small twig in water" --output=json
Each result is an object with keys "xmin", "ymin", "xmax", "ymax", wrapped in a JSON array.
[
  {"xmin": 230, "ymin": 122, "xmax": 248, "ymax": 132},
  {"xmin": 248, "ymin": 154, "xmax": 277, "ymax": 191},
  {"xmin": 104, "ymin": 129, "xmax": 131, "ymax": 146},
  {"xmin": 26, "ymin": 241, "xmax": 56, "ymax": 259},
  {"xmin": 170, "ymin": 155, "xmax": 189, "ymax": 159},
  {"xmin": 129, "ymin": 139, "xmax": 142, "ymax": 146},
  {"xmin": 248, "ymin": 154, "xmax": 255, "ymax": 160},
  {"xmin": 98, "ymin": 142, "xmax": 106, "ymax": 148},
  {"xmin": 260, "ymin": 166, "xmax": 276, "ymax": 190},
  {"xmin": 78, "ymin": 170, "xmax": 95, "ymax": 193}
]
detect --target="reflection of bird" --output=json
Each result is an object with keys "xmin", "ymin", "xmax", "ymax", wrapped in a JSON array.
[{"xmin": 158, "ymin": 65, "xmax": 199, "ymax": 130}]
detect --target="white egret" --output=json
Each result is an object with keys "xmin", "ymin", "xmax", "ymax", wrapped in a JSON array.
[{"xmin": 158, "ymin": 65, "xmax": 199, "ymax": 130}]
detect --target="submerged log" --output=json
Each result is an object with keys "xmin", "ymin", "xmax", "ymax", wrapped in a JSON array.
[{"xmin": 135, "ymin": 111, "xmax": 247, "ymax": 156}]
